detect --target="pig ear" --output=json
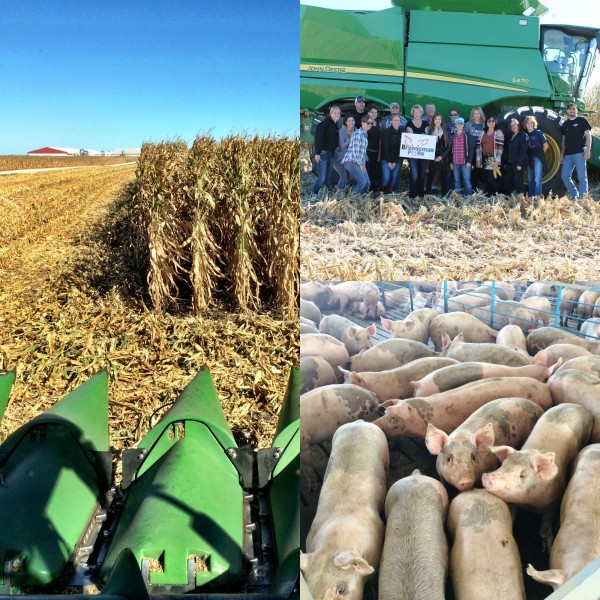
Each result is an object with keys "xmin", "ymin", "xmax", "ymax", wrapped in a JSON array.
[
  {"xmin": 453, "ymin": 332, "xmax": 465, "ymax": 342},
  {"xmin": 381, "ymin": 399, "xmax": 396, "ymax": 409},
  {"xmin": 349, "ymin": 372, "xmax": 368, "ymax": 388},
  {"xmin": 441, "ymin": 332, "xmax": 451, "ymax": 348},
  {"xmin": 347, "ymin": 326, "xmax": 357, "ymax": 338},
  {"xmin": 300, "ymin": 552, "xmax": 313, "ymax": 573},
  {"xmin": 334, "ymin": 552, "xmax": 374, "ymax": 575},
  {"xmin": 425, "ymin": 423, "xmax": 448, "ymax": 455},
  {"xmin": 490, "ymin": 445, "xmax": 515, "ymax": 462},
  {"xmin": 405, "ymin": 319, "xmax": 416, "ymax": 331},
  {"xmin": 367, "ymin": 323, "xmax": 377, "ymax": 335},
  {"xmin": 547, "ymin": 358, "xmax": 562, "ymax": 377},
  {"xmin": 532, "ymin": 452, "xmax": 558, "ymax": 481},
  {"xmin": 531, "ymin": 350, "xmax": 547, "ymax": 366},
  {"xmin": 526, "ymin": 564, "xmax": 567, "ymax": 588},
  {"xmin": 473, "ymin": 423, "xmax": 495, "ymax": 453},
  {"xmin": 381, "ymin": 317, "xmax": 392, "ymax": 330}
]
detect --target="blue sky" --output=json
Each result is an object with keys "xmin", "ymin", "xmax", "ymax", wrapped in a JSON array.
[{"xmin": 0, "ymin": 1, "xmax": 298, "ymax": 154}]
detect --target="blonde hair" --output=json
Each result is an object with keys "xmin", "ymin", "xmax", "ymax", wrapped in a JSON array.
[
  {"xmin": 522, "ymin": 115, "xmax": 538, "ymax": 129},
  {"xmin": 469, "ymin": 106, "xmax": 485, "ymax": 123},
  {"xmin": 411, "ymin": 104, "xmax": 424, "ymax": 117}
]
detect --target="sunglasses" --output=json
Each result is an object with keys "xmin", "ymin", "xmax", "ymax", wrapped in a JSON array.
[
  {"xmin": 450, "ymin": 113, "xmax": 459, "ymax": 117},
  {"xmin": 487, "ymin": 118, "xmax": 496, "ymax": 122},
  {"xmin": 366, "ymin": 121, "xmax": 374, "ymax": 125}
]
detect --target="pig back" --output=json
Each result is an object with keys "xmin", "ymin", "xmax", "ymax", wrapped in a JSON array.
[
  {"xmin": 300, "ymin": 333, "xmax": 350, "ymax": 370},
  {"xmin": 443, "ymin": 341, "xmax": 530, "ymax": 367},
  {"xmin": 300, "ymin": 356, "xmax": 338, "ymax": 394},
  {"xmin": 429, "ymin": 312, "xmax": 497, "ymax": 351},
  {"xmin": 556, "ymin": 355, "xmax": 600, "ymax": 376},
  {"xmin": 448, "ymin": 489, "xmax": 526, "ymax": 600},
  {"xmin": 378, "ymin": 473, "xmax": 448, "ymax": 600},
  {"xmin": 350, "ymin": 338, "xmax": 435, "ymax": 372}
]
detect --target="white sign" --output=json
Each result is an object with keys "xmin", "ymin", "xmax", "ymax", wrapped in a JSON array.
[{"xmin": 400, "ymin": 133, "xmax": 437, "ymax": 159}]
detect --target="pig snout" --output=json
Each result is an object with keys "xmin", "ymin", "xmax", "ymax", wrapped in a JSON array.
[
  {"xmin": 481, "ymin": 472, "xmax": 497, "ymax": 491},
  {"xmin": 456, "ymin": 477, "xmax": 475, "ymax": 492}
]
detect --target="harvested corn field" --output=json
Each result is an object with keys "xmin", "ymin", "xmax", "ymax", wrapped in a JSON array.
[
  {"xmin": 0, "ymin": 144, "xmax": 298, "ymax": 451},
  {"xmin": 301, "ymin": 147, "xmax": 600, "ymax": 281},
  {"xmin": 0, "ymin": 154, "xmax": 135, "ymax": 171}
]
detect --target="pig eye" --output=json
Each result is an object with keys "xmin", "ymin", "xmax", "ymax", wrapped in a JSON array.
[
  {"xmin": 446, "ymin": 454, "xmax": 454, "ymax": 464},
  {"xmin": 336, "ymin": 585, "xmax": 346, "ymax": 595},
  {"xmin": 519, "ymin": 470, "xmax": 526, "ymax": 480},
  {"xmin": 471, "ymin": 452, "xmax": 477, "ymax": 462}
]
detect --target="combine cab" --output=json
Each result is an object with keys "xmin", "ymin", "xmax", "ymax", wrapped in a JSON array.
[
  {"xmin": 301, "ymin": 0, "xmax": 600, "ymax": 194},
  {"xmin": 0, "ymin": 367, "xmax": 300, "ymax": 599}
]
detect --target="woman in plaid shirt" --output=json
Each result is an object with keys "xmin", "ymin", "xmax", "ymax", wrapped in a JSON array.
[{"xmin": 341, "ymin": 115, "xmax": 373, "ymax": 195}]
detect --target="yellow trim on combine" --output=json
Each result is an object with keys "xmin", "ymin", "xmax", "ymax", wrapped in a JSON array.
[
  {"xmin": 406, "ymin": 71, "xmax": 529, "ymax": 93},
  {"xmin": 301, "ymin": 64, "xmax": 403, "ymax": 77},
  {"xmin": 300, "ymin": 63, "xmax": 529, "ymax": 93}
]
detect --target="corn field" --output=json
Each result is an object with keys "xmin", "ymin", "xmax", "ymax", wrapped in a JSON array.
[{"xmin": 131, "ymin": 135, "xmax": 300, "ymax": 318}]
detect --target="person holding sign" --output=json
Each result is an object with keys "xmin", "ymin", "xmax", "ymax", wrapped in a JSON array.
[
  {"xmin": 405, "ymin": 104, "xmax": 429, "ymax": 198},
  {"xmin": 425, "ymin": 113, "xmax": 451, "ymax": 196},
  {"xmin": 381, "ymin": 114, "xmax": 403, "ymax": 194},
  {"xmin": 449, "ymin": 118, "xmax": 475, "ymax": 196},
  {"xmin": 341, "ymin": 115, "xmax": 372, "ymax": 195}
]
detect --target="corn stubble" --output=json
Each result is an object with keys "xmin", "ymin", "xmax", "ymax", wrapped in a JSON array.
[{"xmin": 131, "ymin": 135, "xmax": 299, "ymax": 318}]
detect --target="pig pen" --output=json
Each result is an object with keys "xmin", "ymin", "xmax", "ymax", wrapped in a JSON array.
[{"xmin": 300, "ymin": 282, "xmax": 600, "ymax": 600}]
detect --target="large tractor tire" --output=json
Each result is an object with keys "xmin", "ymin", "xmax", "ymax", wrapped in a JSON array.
[{"xmin": 498, "ymin": 106, "xmax": 564, "ymax": 196}]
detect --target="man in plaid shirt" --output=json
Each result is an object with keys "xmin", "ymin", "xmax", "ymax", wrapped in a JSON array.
[{"xmin": 341, "ymin": 115, "xmax": 372, "ymax": 195}]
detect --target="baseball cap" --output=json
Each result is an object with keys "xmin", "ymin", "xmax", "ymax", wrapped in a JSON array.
[
  {"xmin": 390, "ymin": 102, "xmax": 400, "ymax": 108},
  {"xmin": 567, "ymin": 102, "xmax": 577, "ymax": 108},
  {"xmin": 355, "ymin": 96, "xmax": 366, "ymax": 103},
  {"xmin": 455, "ymin": 117, "xmax": 465, "ymax": 124}
]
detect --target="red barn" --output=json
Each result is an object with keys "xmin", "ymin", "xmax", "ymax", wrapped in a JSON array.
[{"xmin": 27, "ymin": 147, "xmax": 79, "ymax": 156}]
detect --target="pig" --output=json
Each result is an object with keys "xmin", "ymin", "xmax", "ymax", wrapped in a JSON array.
[
  {"xmin": 444, "ymin": 292, "xmax": 494, "ymax": 313},
  {"xmin": 580, "ymin": 317, "xmax": 600, "ymax": 340},
  {"xmin": 595, "ymin": 296, "xmax": 600, "ymax": 318},
  {"xmin": 519, "ymin": 295, "xmax": 552, "ymax": 325},
  {"xmin": 380, "ymin": 307, "xmax": 437, "ymax": 344},
  {"xmin": 300, "ymin": 299, "xmax": 322, "ymax": 327},
  {"xmin": 300, "ymin": 281, "xmax": 333, "ymax": 310},
  {"xmin": 527, "ymin": 444, "xmax": 600, "ymax": 591},
  {"xmin": 526, "ymin": 326, "xmax": 600, "ymax": 355},
  {"xmin": 374, "ymin": 376, "xmax": 552, "ymax": 440},
  {"xmin": 534, "ymin": 343, "xmax": 591, "ymax": 365},
  {"xmin": 447, "ymin": 489, "xmax": 526, "ymax": 600},
  {"xmin": 319, "ymin": 314, "xmax": 377, "ymax": 355},
  {"xmin": 558, "ymin": 286, "xmax": 583, "ymax": 327},
  {"xmin": 482, "ymin": 403, "xmax": 593, "ymax": 549},
  {"xmin": 429, "ymin": 312, "xmax": 498, "ymax": 351},
  {"xmin": 508, "ymin": 306, "xmax": 540, "ymax": 330},
  {"xmin": 439, "ymin": 333, "xmax": 530, "ymax": 367},
  {"xmin": 378, "ymin": 471, "xmax": 448, "ymax": 600},
  {"xmin": 327, "ymin": 281, "xmax": 381, "ymax": 319},
  {"xmin": 411, "ymin": 357, "xmax": 559, "ymax": 397},
  {"xmin": 495, "ymin": 324, "xmax": 528, "ymax": 357},
  {"xmin": 576, "ymin": 290, "xmax": 600, "ymax": 324},
  {"xmin": 339, "ymin": 357, "xmax": 458, "ymax": 401},
  {"xmin": 301, "ymin": 316, "xmax": 317, "ymax": 328},
  {"xmin": 425, "ymin": 398, "xmax": 544, "ymax": 491},
  {"xmin": 548, "ymin": 369, "xmax": 600, "ymax": 442},
  {"xmin": 350, "ymin": 338, "xmax": 436, "ymax": 373},
  {"xmin": 300, "ymin": 356, "xmax": 338, "ymax": 394},
  {"xmin": 467, "ymin": 301, "xmax": 537, "ymax": 330},
  {"xmin": 347, "ymin": 300, "xmax": 385, "ymax": 319},
  {"xmin": 556, "ymin": 355, "xmax": 600, "ymax": 377},
  {"xmin": 300, "ymin": 334, "xmax": 350, "ymax": 371},
  {"xmin": 300, "ymin": 384, "xmax": 380, "ymax": 490},
  {"xmin": 482, "ymin": 281, "xmax": 516, "ymax": 301},
  {"xmin": 301, "ymin": 323, "xmax": 320, "ymax": 335},
  {"xmin": 382, "ymin": 286, "xmax": 411, "ymax": 312},
  {"xmin": 522, "ymin": 282, "xmax": 558, "ymax": 299},
  {"xmin": 301, "ymin": 421, "xmax": 389, "ymax": 600}
]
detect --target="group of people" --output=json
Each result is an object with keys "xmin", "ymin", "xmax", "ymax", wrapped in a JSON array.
[{"xmin": 311, "ymin": 96, "xmax": 592, "ymax": 200}]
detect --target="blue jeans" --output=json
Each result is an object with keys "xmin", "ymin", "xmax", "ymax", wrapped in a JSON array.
[
  {"xmin": 561, "ymin": 152, "xmax": 588, "ymax": 198},
  {"xmin": 453, "ymin": 163, "xmax": 472, "ymax": 196},
  {"xmin": 343, "ymin": 161, "xmax": 370, "ymax": 194},
  {"xmin": 408, "ymin": 158, "xmax": 426, "ymax": 198},
  {"xmin": 312, "ymin": 150, "xmax": 334, "ymax": 194},
  {"xmin": 528, "ymin": 155, "xmax": 544, "ymax": 196},
  {"xmin": 381, "ymin": 160, "xmax": 401, "ymax": 191},
  {"xmin": 334, "ymin": 158, "xmax": 350, "ymax": 190}
]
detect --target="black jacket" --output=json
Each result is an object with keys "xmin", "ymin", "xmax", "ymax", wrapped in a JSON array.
[
  {"xmin": 381, "ymin": 126, "xmax": 402, "ymax": 162},
  {"xmin": 507, "ymin": 131, "xmax": 529, "ymax": 167},
  {"xmin": 313, "ymin": 117, "xmax": 340, "ymax": 155}
]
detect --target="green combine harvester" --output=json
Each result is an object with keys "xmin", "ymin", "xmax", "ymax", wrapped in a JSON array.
[
  {"xmin": 301, "ymin": 0, "xmax": 600, "ymax": 194},
  {"xmin": 0, "ymin": 367, "xmax": 300, "ymax": 599}
]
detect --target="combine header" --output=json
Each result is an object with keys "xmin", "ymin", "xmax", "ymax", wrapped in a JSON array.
[{"xmin": 0, "ymin": 367, "xmax": 300, "ymax": 599}]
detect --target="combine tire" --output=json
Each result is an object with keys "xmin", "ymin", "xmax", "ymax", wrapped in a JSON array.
[{"xmin": 498, "ymin": 106, "xmax": 564, "ymax": 196}]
